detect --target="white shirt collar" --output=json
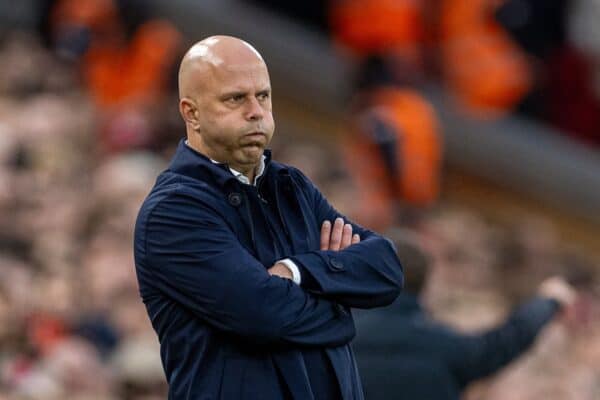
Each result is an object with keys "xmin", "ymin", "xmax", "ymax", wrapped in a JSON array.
[
  {"xmin": 220, "ymin": 155, "xmax": 266, "ymax": 186},
  {"xmin": 185, "ymin": 140, "xmax": 265, "ymax": 186}
]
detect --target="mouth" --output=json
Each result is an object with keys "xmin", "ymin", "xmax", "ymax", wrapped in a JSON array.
[
  {"xmin": 244, "ymin": 131, "xmax": 266, "ymax": 139},
  {"xmin": 241, "ymin": 131, "xmax": 267, "ymax": 146}
]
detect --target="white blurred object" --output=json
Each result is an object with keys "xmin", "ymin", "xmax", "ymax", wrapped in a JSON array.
[
  {"xmin": 538, "ymin": 276, "xmax": 578, "ymax": 308},
  {"xmin": 568, "ymin": 0, "xmax": 600, "ymax": 57},
  {"xmin": 568, "ymin": 0, "xmax": 600, "ymax": 96},
  {"xmin": 110, "ymin": 334, "xmax": 164, "ymax": 386}
]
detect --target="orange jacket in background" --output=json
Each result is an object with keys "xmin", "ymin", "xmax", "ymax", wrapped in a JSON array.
[
  {"xmin": 439, "ymin": 0, "xmax": 532, "ymax": 115},
  {"xmin": 330, "ymin": 0, "xmax": 424, "ymax": 56},
  {"xmin": 344, "ymin": 88, "xmax": 442, "ymax": 230},
  {"xmin": 51, "ymin": 0, "xmax": 120, "ymax": 34},
  {"xmin": 83, "ymin": 20, "xmax": 181, "ymax": 108},
  {"xmin": 51, "ymin": 0, "xmax": 181, "ymax": 108}
]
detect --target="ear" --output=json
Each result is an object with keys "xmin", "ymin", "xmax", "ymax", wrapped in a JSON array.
[{"xmin": 179, "ymin": 98, "xmax": 200, "ymax": 129}]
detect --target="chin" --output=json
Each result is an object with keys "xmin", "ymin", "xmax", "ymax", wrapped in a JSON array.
[{"xmin": 242, "ymin": 146, "xmax": 264, "ymax": 159}]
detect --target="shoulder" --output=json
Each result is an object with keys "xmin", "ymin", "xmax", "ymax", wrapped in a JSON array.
[{"xmin": 137, "ymin": 170, "xmax": 229, "ymax": 226}]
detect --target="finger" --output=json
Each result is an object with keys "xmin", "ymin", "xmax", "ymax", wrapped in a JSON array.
[
  {"xmin": 340, "ymin": 224, "xmax": 353, "ymax": 249},
  {"xmin": 320, "ymin": 220, "xmax": 331, "ymax": 250},
  {"xmin": 329, "ymin": 217, "xmax": 344, "ymax": 251},
  {"xmin": 351, "ymin": 233, "xmax": 360, "ymax": 244}
]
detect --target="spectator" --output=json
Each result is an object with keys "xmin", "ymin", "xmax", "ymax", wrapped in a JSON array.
[
  {"xmin": 341, "ymin": 55, "xmax": 442, "ymax": 231},
  {"xmin": 352, "ymin": 228, "xmax": 577, "ymax": 400}
]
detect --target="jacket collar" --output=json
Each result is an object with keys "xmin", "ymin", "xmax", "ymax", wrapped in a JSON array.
[{"xmin": 168, "ymin": 139, "xmax": 275, "ymax": 188}]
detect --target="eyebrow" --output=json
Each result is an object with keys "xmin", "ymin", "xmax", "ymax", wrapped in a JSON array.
[
  {"xmin": 220, "ymin": 87, "xmax": 271, "ymax": 98},
  {"xmin": 220, "ymin": 91, "xmax": 246, "ymax": 99}
]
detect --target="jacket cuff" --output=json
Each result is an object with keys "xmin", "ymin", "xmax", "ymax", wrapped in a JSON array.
[
  {"xmin": 277, "ymin": 258, "xmax": 302, "ymax": 285},
  {"xmin": 289, "ymin": 253, "xmax": 325, "ymax": 291}
]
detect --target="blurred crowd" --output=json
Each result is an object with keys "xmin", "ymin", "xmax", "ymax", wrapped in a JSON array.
[{"xmin": 0, "ymin": 0, "xmax": 599, "ymax": 399}]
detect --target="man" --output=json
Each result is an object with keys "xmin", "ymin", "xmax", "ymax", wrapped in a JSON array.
[
  {"xmin": 133, "ymin": 35, "xmax": 403, "ymax": 399},
  {"xmin": 352, "ymin": 229, "xmax": 577, "ymax": 400}
]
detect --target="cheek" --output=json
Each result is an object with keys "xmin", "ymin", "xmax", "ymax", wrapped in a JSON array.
[
  {"xmin": 208, "ymin": 116, "xmax": 245, "ymax": 145},
  {"xmin": 200, "ymin": 108, "xmax": 235, "ymax": 134},
  {"xmin": 267, "ymin": 115, "xmax": 276, "ymax": 137},
  {"xmin": 263, "ymin": 110, "xmax": 275, "ymax": 129}
]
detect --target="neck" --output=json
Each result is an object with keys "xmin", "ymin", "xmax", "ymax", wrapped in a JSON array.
[{"xmin": 186, "ymin": 132, "xmax": 208, "ymax": 157}]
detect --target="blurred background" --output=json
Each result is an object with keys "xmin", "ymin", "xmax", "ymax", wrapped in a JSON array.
[{"xmin": 0, "ymin": 0, "xmax": 599, "ymax": 399}]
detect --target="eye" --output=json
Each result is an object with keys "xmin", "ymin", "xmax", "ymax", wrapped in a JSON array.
[
  {"xmin": 224, "ymin": 93, "xmax": 245, "ymax": 105},
  {"xmin": 257, "ymin": 92, "xmax": 270, "ymax": 101},
  {"xmin": 230, "ymin": 94, "xmax": 245, "ymax": 103}
]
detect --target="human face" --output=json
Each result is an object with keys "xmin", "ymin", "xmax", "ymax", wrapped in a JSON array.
[{"xmin": 193, "ymin": 60, "xmax": 274, "ymax": 173}]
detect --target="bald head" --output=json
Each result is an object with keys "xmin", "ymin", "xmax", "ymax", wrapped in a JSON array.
[{"xmin": 178, "ymin": 35, "xmax": 266, "ymax": 100}]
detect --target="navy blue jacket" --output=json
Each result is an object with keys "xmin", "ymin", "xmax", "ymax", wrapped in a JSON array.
[
  {"xmin": 352, "ymin": 293, "xmax": 560, "ymax": 400},
  {"xmin": 133, "ymin": 140, "xmax": 403, "ymax": 399}
]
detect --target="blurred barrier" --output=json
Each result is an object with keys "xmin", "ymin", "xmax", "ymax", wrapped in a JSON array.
[{"xmin": 425, "ymin": 86, "xmax": 600, "ymax": 225}]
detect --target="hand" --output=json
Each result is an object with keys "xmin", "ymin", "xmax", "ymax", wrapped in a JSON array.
[
  {"xmin": 268, "ymin": 262, "xmax": 293, "ymax": 280},
  {"xmin": 538, "ymin": 276, "xmax": 577, "ymax": 308},
  {"xmin": 320, "ymin": 217, "xmax": 360, "ymax": 251}
]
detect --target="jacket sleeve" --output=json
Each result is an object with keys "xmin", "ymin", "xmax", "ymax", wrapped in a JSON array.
[
  {"xmin": 287, "ymin": 169, "xmax": 403, "ymax": 309},
  {"xmin": 139, "ymin": 190, "xmax": 355, "ymax": 348},
  {"xmin": 444, "ymin": 297, "xmax": 561, "ymax": 388}
]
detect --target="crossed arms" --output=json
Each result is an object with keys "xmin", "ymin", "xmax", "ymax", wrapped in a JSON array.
[{"xmin": 140, "ymin": 176, "xmax": 402, "ymax": 348}]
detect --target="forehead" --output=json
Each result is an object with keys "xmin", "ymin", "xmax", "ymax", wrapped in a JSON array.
[{"xmin": 210, "ymin": 61, "xmax": 271, "ymax": 91}]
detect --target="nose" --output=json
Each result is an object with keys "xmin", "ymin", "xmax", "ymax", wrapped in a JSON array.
[{"xmin": 245, "ymin": 96, "xmax": 264, "ymax": 121}]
